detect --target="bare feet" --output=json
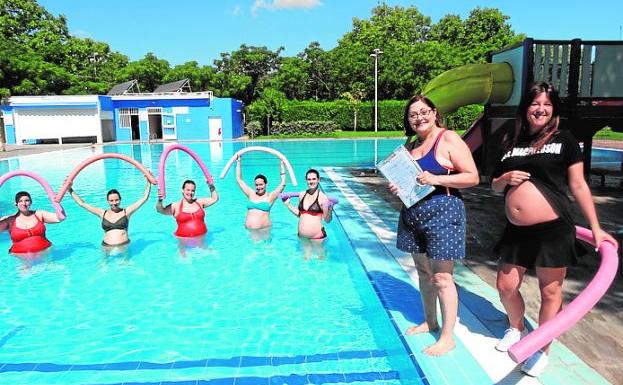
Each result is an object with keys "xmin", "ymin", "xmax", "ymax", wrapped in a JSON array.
[
  {"xmin": 423, "ymin": 336, "xmax": 456, "ymax": 356},
  {"xmin": 405, "ymin": 322, "xmax": 439, "ymax": 335}
]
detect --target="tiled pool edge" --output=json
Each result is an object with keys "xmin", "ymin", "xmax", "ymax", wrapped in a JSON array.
[
  {"xmin": 324, "ymin": 168, "xmax": 491, "ymax": 385},
  {"xmin": 324, "ymin": 167, "xmax": 612, "ymax": 385}
]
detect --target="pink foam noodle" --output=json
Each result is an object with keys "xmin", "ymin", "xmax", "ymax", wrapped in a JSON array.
[
  {"xmin": 158, "ymin": 144, "xmax": 214, "ymax": 200},
  {"xmin": 0, "ymin": 170, "xmax": 66, "ymax": 220},
  {"xmin": 56, "ymin": 153, "xmax": 157, "ymax": 202},
  {"xmin": 219, "ymin": 146, "xmax": 298, "ymax": 186},
  {"xmin": 279, "ymin": 192, "xmax": 339, "ymax": 205},
  {"xmin": 508, "ymin": 225, "xmax": 619, "ymax": 363}
]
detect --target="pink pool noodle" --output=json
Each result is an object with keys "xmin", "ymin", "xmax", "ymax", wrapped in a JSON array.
[
  {"xmin": 220, "ymin": 146, "xmax": 298, "ymax": 186},
  {"xmin": 56, "ymin": 153, "xmax": 157, "ymax": 201},
  {"xmin": 0, "ymin": 170, "xmax": 66, "ymax": 220},
  {"xmin": 158, "ymin": 144, "xmax": 214, "ymax": 200},
  {"xmin": 508, "ymin": 225, "xmax": 619, "ymax": 362}
]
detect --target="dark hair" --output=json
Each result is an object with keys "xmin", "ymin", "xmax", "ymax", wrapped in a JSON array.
[
  {"xmin": 403, "ymin": 94, "xmax": 444, "ymax": 137},
  {"xmin": 254, "ymin": 174, "xmax": 267, "ymax": 184},
  {"xmin": 14, "ymin": 191, "xmax": 31, "ymax": 203},
  {"xmin": 504, "ymin": 81, "xmax": 561, "ymax": 151},
  {"xmin": 107, "ymin": 189, "xmax": 121, "ymax": 200},
  {"xmin": 182, "ymin": 179, "xmax": 196, "ymax": 189},
  {"xmin": 305, "ymin": 169, "xmax": 320, "ymax": 179}
]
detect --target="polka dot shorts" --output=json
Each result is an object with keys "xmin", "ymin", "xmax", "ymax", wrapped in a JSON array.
[{"xmin": 396, "ymin": 195, "xmax": 466, "ymax": 260}]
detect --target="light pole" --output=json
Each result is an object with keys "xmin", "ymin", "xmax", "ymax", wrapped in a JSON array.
[
  {"xmin": 89, "ymin": 52, "xmax": 101, "ymax": 77},
  {"xmin": 369, "ymin": 48, "xmax": 383, "ymax": 132}
]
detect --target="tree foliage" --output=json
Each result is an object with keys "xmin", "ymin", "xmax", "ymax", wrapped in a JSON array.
[{"xmin": 0, "ymin": 0, "xmax": 522, "ymax": 133}]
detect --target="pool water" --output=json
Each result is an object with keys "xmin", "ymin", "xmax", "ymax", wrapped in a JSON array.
[
  {"xmin": 591, "ymin": 147, "xmax": 623, "ymax": 170},
  {"xmin": 0, "ymin": 140, "xmax": 423, "ymax": 385}
]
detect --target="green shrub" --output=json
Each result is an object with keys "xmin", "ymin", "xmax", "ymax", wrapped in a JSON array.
[
  {"xmin": 245, "ymin": 99, "xmax": 484, "ymax": 133},
  {"xmin": 245, "ymin": 121, "xmax": 262, "ymax": 137},
  {"xmin": 270, "ymin": 121, "xmax": 337, "ymax": 135}
]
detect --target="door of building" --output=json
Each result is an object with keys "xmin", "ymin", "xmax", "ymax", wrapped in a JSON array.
[{"xmin": 209, "ymin": 117, "xmax": 222, "ymax": 140}]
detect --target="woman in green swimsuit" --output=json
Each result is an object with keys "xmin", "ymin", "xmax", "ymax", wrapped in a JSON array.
[
  {"xmin": 68, "ymin": 181, "xmax": 151, "ymax": 250},
  {"xmin": 235, "ymin": 156, "xmax": 286, "ymax": 232}
]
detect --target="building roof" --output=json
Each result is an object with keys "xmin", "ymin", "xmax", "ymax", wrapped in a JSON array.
[
  {"xmin": 107, "ymin": 80, "xmax": 140, "ymax": 95},
  {"xmin": 153, "ymin": 79, "xmax": 192, "ymax": 93}
]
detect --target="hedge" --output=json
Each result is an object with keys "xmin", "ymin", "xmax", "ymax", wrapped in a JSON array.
[{"xmin": 246, "ymin": 99, "xmax": 483, "ymax": 133}]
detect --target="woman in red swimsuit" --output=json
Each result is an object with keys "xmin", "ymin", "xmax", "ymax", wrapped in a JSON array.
[
  {"xmin": 283, "ymin": 169, "xmax": 333, "ymax": 259},
  {"xmin": 0, "ymin": 191, "xmax": 65, "ymax": 256},
  {"xmin": 156, "ymin": 179, "xmax": 218, "ymax": 250}
]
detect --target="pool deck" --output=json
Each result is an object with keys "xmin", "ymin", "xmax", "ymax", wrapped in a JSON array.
[
  {"xmin": 344, "ymin": 167, "xmax": 622, "ymax": 385},
  {"xmin": 0, "ymin": 140, "xmax": 620, "ymax": 385}
]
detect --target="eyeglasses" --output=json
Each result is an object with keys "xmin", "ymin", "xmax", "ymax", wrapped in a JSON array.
[{"xmin": 409, "ymin": 109, "xmax": 433, "ymax": 119}]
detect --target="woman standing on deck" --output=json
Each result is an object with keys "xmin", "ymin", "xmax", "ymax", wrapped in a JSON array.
[
  {"xmin": 389, "ymin": 94, "xmax": 479, "ymax": 356},
  {"xmin": 491, "ymin": 82, "xmax": 617, "ymax": 376}
]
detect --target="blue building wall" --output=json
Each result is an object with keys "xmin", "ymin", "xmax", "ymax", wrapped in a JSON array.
[
  {"xmin": 2, "ymin": 95, "xmax": 242, "ymax": 144},
  {"xmin": 175, "ymin": 105, "xmax": 211, "ymax": 141},
  {"xmin": 111, "ymin": 97, "xmax": 242, "ymax": 141}
]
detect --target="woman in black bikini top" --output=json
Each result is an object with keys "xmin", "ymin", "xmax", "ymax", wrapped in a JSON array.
[{"xmin": 69, "ymin": 182, "xmax": 151, "ymax": 247}]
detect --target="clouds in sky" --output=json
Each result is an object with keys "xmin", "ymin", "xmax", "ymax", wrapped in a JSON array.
[{"xmin": 251, "ymin": 0, "xmax": 322, "ymax": 15}]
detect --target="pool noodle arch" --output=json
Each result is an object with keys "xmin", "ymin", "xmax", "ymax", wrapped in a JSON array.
[
  {"xmin": 56, "ymin": 153, "xmax": 157, "ymax": 202},
  {"xmin": 0, "ymin": 170, "xmax": 66, "ymax": 220},
  {"xmin": 279, "ymin": 192, "xmax": 339, "ymax": 205},
  {"xmin": 158, "ymin": 144, "xmax": 214, "ymax": 200},
  {"xmin": 219, "ymin": 146, "xmax": 298, "ymax": 186},
  {"xmin": 508, "ymin": 225, "xmax": 619, "ymax": 363}
]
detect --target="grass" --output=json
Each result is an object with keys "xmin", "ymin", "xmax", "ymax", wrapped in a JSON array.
[
  {"xmin": 594, "ymin": 127, "xmax": 623, "ymax": 140},
  {"xmin": 251, "ymin": 128, "xmax": 622, "ymax": 140}
]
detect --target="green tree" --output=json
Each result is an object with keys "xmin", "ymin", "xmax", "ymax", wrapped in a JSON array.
[
  {"xmin": 119, "ymin": 53, "xmax": 170, "ymax": 92},
  {"xmin": 247, "ymin": 87, "xmax": 287, "ymax": 132},
  {"xmin": 164, "ymin": 61, "xmax": 216, "ymax": 92},
  {"xmin": 269, "ymin": 56, "xmax": 310, "ymax": 100},
  {"xmin": 214, "ymin": 44, "xmax": 283, "ymax": 104},
  {"xmin": 340, "ymin": 83, "xmax": 366, "ymax": 131},
  {"xmin": 299, "ymin": 42, "xmax": 333, "ymax": 101}
]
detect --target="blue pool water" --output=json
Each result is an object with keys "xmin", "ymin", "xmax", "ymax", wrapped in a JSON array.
[
  {"xmin": 591, "ymin": 147, "xmax": 623, "ymax": 170},
  {"xmin": 0, "ymin": 140, "xmax": 423, "ymax": 385}
]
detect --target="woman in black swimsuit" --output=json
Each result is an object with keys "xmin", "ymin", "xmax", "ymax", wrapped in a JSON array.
[
  {"xmin": 68, "ymin": 182, "xmax": 151, "ymax": 250},
  {"xmin": 283, "ymin": 169, "xmax": 333, "ymax": 258}
]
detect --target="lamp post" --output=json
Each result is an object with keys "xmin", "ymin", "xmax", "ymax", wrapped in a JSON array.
[
  {"xmin": 369, "ymin": 48, "xmax": 383, "ymax": 132},
  {"xmin": 89, "ymin": 52, "xmax": 101, "ymax": 77}
]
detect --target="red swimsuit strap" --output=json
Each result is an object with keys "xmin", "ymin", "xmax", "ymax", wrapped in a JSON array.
[
  {"xmin": 10, "ymin": 215, "xmax": 46, "ymax": 242},
  {"xmin": 176, "ymin": 200, "xmax": 205, "ymax": 222}
]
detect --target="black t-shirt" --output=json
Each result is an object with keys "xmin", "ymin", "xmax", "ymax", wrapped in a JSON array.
[{"xmin": 493, "ymin": 130, "xmax": 583, "ymax": 224}]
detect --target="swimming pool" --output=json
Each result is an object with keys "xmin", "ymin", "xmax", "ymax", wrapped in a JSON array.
[
  {"xmin": 591, "ymin": 147, "xmax": 623, "ymax": 170},
  {"xmin": 0, "ymin": 140, "xmax": 424, "ymax": 385}
]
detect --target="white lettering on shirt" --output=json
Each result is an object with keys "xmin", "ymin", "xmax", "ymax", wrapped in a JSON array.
[{"xmin": 500, "ymin": 143, "xmax": 562, "ymax": 162}]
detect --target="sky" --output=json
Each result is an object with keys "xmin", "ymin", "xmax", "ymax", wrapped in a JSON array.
[{"xmin": 37, "ymin": 0, "xmax": 623, "ymax": 66}]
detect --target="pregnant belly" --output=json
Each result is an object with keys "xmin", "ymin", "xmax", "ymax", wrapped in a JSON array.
[{"xmin": 505, "ymin": 181, "xmax": 558, "ymax": 226}]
